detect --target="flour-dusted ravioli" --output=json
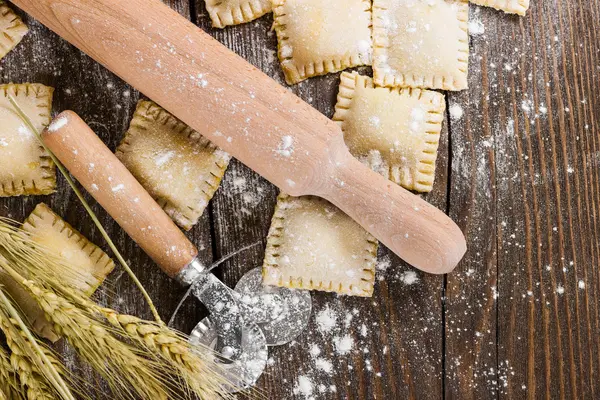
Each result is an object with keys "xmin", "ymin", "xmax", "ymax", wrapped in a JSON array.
[
  {"xmin": 373, "ymin": 0, "xmax": 469, "ymax": 91},
  {"xmin": 205, "ymin": 0, "xmax": 271, "ymax": 28},
  {"xmin": 333, "ymin": 72, "xmax": 444, "ymax": 192},
  {"xmin": 0, "ymin": 0, "xmax": 28, "ymax": 60},
  {"xmin": 0, "ymin": 84, "xmax": 56, "ymax": 197},
  {"xmin": 13, "ymin": 203, "xmax": 115, "ymax": 341},
  {"xmin": 116, "ymin": 100, "xmax": 231, "ymax": 231},
  {"xmin": 470, "ymin": 0, "xmax": 529, "ymax": 15},
  {"xmin": 272, "ymin": 0, "xmax": 372, "ymax": 85},
  {"xmin": 22, "ymin": 203, "xmax": 115, "ymax": 294},
  {"xmin": 263, "ymin": 194, "xmax": 378, "ymax": 297}
]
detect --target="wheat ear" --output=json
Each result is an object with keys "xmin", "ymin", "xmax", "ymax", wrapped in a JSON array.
[
  {"xmin": 98, "ymin": 309, "xmax": 238, "ymax": 399},
  {"xmin": 20, "ymin": 280, "xmax": 174, "ymax": 400},
  {"xmin": 0, "ymin": 220, "xmax": 238, "ymax": 399},
  {"xmin": 0, "ymin": 299, "xmax": 68, "ymax": 400},
  {"xmin": 0, "ymin": 344, "xmax": 24, "ymax": 400}
]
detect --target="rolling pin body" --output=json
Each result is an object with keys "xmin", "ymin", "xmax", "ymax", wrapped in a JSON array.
[{"xmin": 13, "ymin": 0, "xmax": 466, "ymax": 273}]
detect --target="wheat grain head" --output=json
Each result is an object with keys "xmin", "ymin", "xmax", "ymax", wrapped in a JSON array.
[
  {"xmin": 0, "ymin": 307, "xmax": 62, "ymax": 400},
  {"xmin": 0, "ymin": 343, "xmax": 24, "ymax": 400}
]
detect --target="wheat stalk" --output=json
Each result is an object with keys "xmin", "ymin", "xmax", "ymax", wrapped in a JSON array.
[
  {"xmin": 29, "ymin": 276, "xmax": 239, "ymax": 399},
  {"xmin": 0, "ymin": 292, "xmax": 72, "ymax": 400},
  {"xmin": 21, "ymin": 280, "xmax": 172, "ymax": 400},
  {"xmin": 0, "ymin": 343, "xmax": 24, "ymax": 400},
  {"xmin": 0, "ymin": 217, "xmax": 239, "ymax": 399},
  {"xmin": 98, "ymin": 309, "xmax": 238, "ymax": 399}
]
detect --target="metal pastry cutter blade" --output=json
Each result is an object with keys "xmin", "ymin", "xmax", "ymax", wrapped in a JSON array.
[
  {"xmin": 190, "ymin": 317, "xmax": 268, "ymax": 392},
  {"xmin": 179, "ymin": 259, "xmax": 269, "ymax": 391},
  {"xmin": 234, "ymin": 267, "xmax": 312, "ymax": 346}
]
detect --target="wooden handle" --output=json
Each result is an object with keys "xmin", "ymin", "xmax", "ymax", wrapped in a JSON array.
[
  {"xmin": 13, "ymin": 0, "xmax": 467, "ymax": 273},
  {"xmin": 41, "ymin": 111, "xmax": 198, "ymax": 277},
  {"xmin": 320, "ymin": 142, "xmax": 466, "ymax": 274}
]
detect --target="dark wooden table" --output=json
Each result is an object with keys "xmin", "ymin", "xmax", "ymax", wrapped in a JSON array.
[{"xmin": 2, "ymin": 1, "xmax": 599, "ymax": 399}]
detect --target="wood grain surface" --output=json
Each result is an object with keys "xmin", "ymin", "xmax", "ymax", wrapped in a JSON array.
[{"xmin": 1, "ymin": 0, "xmax": 599, "ymax": 399}]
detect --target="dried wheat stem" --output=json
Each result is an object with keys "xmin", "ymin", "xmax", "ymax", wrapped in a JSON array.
[
  {"xmin": 0, "ymin": 289, "xmax": 75, "ymax": 400},
  {"xmin": 98, "ymin": 309, "xmax": 237, "ymax": 399},
  {"xmin": 0, "ymin": 223, "xmax": 238, "ymax": 399},
  {"xmin": 21, "ymin": 281, "xmax": 171, "ymax": 399},
  {"xmin": 0, "ymin": 305, "xmax": 65, "ymax": 399},
  {"xmin": 0, "ymin": 344, "xmax": 24, "ymax": 400}
]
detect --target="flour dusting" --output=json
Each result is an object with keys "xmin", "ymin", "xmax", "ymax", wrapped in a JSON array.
[
  {"xmin": 276, "ymin": 135, "xmax": 295, "ymax": 157},
  {"xmin": 47, "ymin": 115, "xmax": 69, "ymax": 132}
]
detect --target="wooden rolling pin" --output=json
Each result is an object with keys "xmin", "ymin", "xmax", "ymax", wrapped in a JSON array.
[{"xmin": 13, "ymin": 0, "xmax": 466, "ymax": 274}]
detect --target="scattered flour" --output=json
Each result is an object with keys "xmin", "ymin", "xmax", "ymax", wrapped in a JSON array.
[
  {"xmin": 47, "ymin": 115, "xmax": 69, "ymax": 132},
  {"xmin": 155, "ymin": 150, "xmax": 176, "ymax": 167},
  {"xmin": 469, "ymin": 20, "xmax": 485, "ymax": 36},
  {"xmin": 368, "ymin": 115, "xmax": 381, "ymax": 127},
  {"xmin": 276, "ymin": 135, "xmax": 294, "ymax": 157},
  {"xmin": 308, "ymin": 344, "xmax": 321, "ymax": 357},
  {"xmin": 521, "ymin": 99, "xmax": 533, "ymax": 114},
  {"xmin": 18, "ymin": 125, "xmax": 29, "ymax": 136},
  {"xmin": 315, "ymin": 306, "xmax": 337, "ymax": 334},
  {"xmin": 400, "ymin": 270, "xmax": 419, "ymax": 285},
  {"xmin": 315, "ymin": 358, "xmax": 333, "ymax": 374},
  {"xmin": 293, "ymin": 375, "xmax": 314, "ymax": 398},
  {"xmin": 449, "ymin": 103, "xmax": 464, "ymax": 121},
  {"xmin": 409, "ymin": 107, "xmax": 426, "ymax": 132},
  {"xmin": 333, "ymin": 335, "xmax": 354, "ymax": 355}
]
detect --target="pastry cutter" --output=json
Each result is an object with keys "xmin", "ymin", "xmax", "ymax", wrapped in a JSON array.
[
  {"xmin": 41, "ymin": 112, "xmax": 312, "ymax": 390},
  {"xmin": 13, "ymin": 0, "xmax": 467, "ymax": 275}
]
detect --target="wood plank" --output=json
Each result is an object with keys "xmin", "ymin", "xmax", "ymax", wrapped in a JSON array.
[
  {"xmin": 444, "ymin": 6, "xmax": 499, "ymax": 399},
  {"xmin": 445, "ymin": 2, "xmax": 600, "ymax": 399},
  {"xmin": 191, "ymin": 4, "xmax": 448, "ymax": 399},
  {"xmin": 492, "ymin": 1, "xmax": 600, "ymax": 398}
]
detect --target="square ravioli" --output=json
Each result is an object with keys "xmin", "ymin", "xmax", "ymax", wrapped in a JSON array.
[
  {"xmin": 13, "ymin": 203, "xmax": 115, "ymax": 342},
  {"xmin": 22, "ymin": 203, "xmax": 115, "ymax": 296},
  {"xmin": 205, "ymin": 0, "xmax": 272, "ymax": 28},
  {"xmin": 373, "ymin": 0, "xmax": 469, "ymax": 90},
  {"xmin": 333, "ymin": 72, "xmax": 444, "ymax": 192},
  {"xmin": 0, "ymin": 0, "xmax": 29, "ymax": 60},
  {"xmin": 116, "ymin": 100, "xmax": 231, "ymax": 231},
  {"xmin": 263, "ymin": 194, "xmax": 378, "ymax": 297},
  {"xmin": 272, "ymin": 0, "xmax": 372, "ymax": 84},
  {"xmin": 0, "ymin": 84, "xmax": 56, "ymax": 197},
  {"xmin": 470, "ymin": 0, "xmax": 529, "ymax": 15}
]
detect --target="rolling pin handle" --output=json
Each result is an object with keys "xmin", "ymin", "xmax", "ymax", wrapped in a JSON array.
[
  {"xmin": 41, "ymin": 111, "xmax": 198, "ymax": 278},
  {"xmin": 319, "ymin": 147, "xmax": 466, "ymax": 274}
]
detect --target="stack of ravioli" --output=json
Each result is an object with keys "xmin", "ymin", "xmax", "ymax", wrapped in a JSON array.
[
  {"xmin": 250, "ymin": 0, "xmax": 527, "ymax": 297},
  {"xmin": 0, "ymin": 0, "xmax": 529, "ymax": 299}
]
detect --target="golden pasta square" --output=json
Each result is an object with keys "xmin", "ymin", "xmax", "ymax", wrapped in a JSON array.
[
  {"xmin": 470, "ymin": 0, "xmax": 529, "ymax": 15},
  {"xmin": 205, "ymin": 0, "xmax": 272, "ymax": 28},
  {"xmin": 263, "ymin": 194, "xmax": 378, "ymax": 297},
  {"xmin": 272, "ymin": 0, "xmax": 373, "ymax": 84},
  {"xmin": 6, "ymin": 203, "xmax": 116, "ymax": 342},
  {"xmin": 0, "ymin": 83, "xmax": 56, "ymax": 197},
  {"xmin": 116, "ymin": 100, "xmax": 231, "ymax": 231},
  {"xmin": 0, "ymin": 0, "xmax": 28, "ymax": 60},
  {"xmin": 333, "ymin": 72, "xmax": 444, "ymax": 193},
  {"xmin": 373, "ymin": 0, "xmax": 469, "ymax": 91},
  {"xmin": 22, "ymin": 203, "xmax": 115, "ymax": 295}
]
